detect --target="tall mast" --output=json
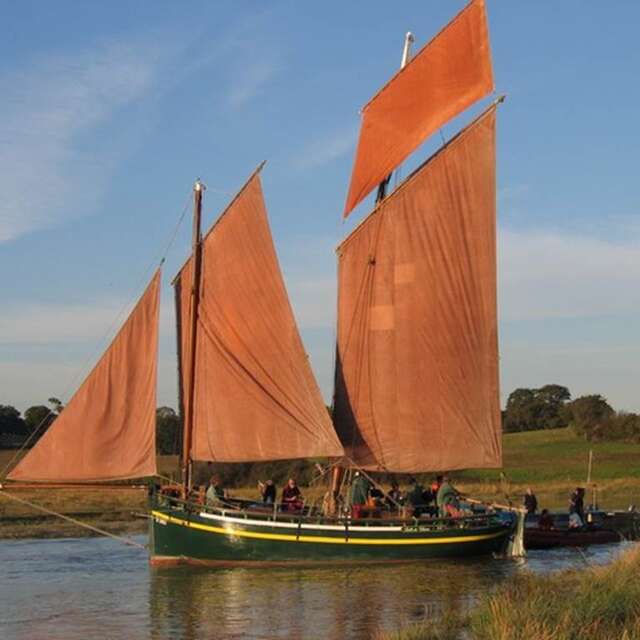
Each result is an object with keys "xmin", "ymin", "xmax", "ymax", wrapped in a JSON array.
[
  {"xmin": 375, "ymin": 32, "xmax": 414, "ymax": 204},
  {"xmin": 182, "ymin": 179, "xmax": 204, "ymax": 494}
]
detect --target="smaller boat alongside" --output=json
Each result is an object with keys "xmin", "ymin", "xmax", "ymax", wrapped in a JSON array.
[
  {"xmin": 523, "ymin": 511, "xmax": 631, "ymax": 550},
  {"xmin": 525, "ymin": 526, "xmax": 621, "ymax": 550}
]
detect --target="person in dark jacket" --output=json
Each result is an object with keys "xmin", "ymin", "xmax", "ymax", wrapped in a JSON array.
[
  {"xmin": 523, "ymin": 487, "xmax": 538, "ymax": 515},
  {"xmin": 407, "ymin": 478, "xmax": 426, "ymax": 518},
  {"xmin": 569, "ymin": 487, "xmax": 585, "ymax": 520},
  {"xmin": 258, "ymin": 479, "xmax": 277, "ymax": 504}
]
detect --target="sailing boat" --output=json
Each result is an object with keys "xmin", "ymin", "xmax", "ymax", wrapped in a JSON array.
[{"xmin": 5, "ymin": 0, "xmax": 514, "ymax": 565}]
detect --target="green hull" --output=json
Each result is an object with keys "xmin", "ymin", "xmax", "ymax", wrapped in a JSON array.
[{"xmin": 149, "ymin": 506, "xmax": 512, "ymax": 566}]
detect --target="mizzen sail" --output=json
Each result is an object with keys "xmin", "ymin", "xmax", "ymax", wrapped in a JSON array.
[
  {"xmin": 334, "ymin": 106, "xmax": 501, "ymax": 473},
  {"xmin": 174, "ymin": 171, "xmax": 344, "ymax": 462},
  {"xmin": 8, "ymin": 270, "xmax": 161, "ymax": 482},
  {"xmin": 343, "ymin": 0, "xmax": 494, "ymax": 217}
]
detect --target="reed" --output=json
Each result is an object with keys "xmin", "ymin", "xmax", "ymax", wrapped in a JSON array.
[{"xmin": 380, "ymin": 545, "xmax": 640, "ymax": 640}]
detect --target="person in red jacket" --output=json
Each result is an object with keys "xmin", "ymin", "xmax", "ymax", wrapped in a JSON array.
[{"xmin": 281, "ymin": 478, "xmax": 304, "ymax": 512}]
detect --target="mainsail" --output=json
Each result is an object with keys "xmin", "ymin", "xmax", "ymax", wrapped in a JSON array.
[
  {"xmin": 343, "ymin": 0, "xmax": 493, "ymax": 217},
  {"xmin": 8, "ymin": 270, "xmax": 161, "ymax": 482},
  {"xmin": 334, "ymin": 106, "xmax": 501, "ymax": 473},
  {"xmin": 174, "ymin": 169, "xmax": 344, "ymax": 462}
]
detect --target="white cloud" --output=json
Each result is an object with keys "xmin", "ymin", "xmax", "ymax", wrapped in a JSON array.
[
  {"xmin": 226, "ymin": 54, "xmax": 281, "ymax": 107},
  {"xmin": 0, "ymin": 37, "xmax": 173, "ymax": 243},
  {"xmin": 499, "ymin": 229, "xmax": 640, "ymax": 320},
  {"xmin": 0, "ymin": 292, "xmax": 174, "ymax": 345},
  {"xmin": 292, "ymin": 124, "xmax": 358, "ymax": 170}
]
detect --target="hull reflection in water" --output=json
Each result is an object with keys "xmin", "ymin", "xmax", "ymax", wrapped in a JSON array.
[{"xmin": 148, "ymin": 554, "xmax": 515, "ymax": 640}]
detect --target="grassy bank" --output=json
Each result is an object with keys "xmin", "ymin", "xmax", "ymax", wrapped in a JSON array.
[
  {"xmin": 379, "ymin": 545, "xmax": 640, "ymax": 640},
  {"xmin": 1, "ymin": 428, "xmax": 638, "ymax": 539},
  {"xmin": 0, "ymin": 486, "xmax": 148, "ymax": 539}
]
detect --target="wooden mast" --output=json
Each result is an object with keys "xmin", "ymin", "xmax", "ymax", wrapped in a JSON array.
[
  {"xmin": 330, "ymin": 33, "xmax": 415, "ymax": 516},
  {"xmin": 375, "ymin": 31, "xmax": 414, "ymax": 204},
  {"xmin": 182, "ymin": 179, "xmax": 204, "ymax": 494}
]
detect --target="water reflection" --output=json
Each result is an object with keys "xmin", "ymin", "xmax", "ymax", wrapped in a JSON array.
[
  {"xmin": 0, "ymin": 536, "xmax": 633, "ymax": 640},
  {"xmin": 148, "ymin": 557, "xmax": 516, "ymax": 639}
]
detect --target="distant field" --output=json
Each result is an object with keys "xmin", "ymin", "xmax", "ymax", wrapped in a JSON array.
[
  {"xmin": 460, "ymin": 427, "xmax": 640, "ymax": 483},
  {"xmin": 454, "ymin": 428, "xmax": 640, "ymax": 511},
  {"xmin": 1, "ymin": 427, "xmax": 639, "ymax": 538}
]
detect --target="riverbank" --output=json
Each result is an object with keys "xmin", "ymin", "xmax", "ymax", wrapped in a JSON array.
[
  {"xmin": 1, "ymin": 427, "xmax": 638, "ymax": 540},
  {"xmin": 379, "ymin": 544, "xmax": 640, "ymax": 640}
]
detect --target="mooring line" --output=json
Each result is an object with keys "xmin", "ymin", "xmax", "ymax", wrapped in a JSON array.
[{"xmin": 0, "ymin": 490, "xmax": 147, "ymax": 550}]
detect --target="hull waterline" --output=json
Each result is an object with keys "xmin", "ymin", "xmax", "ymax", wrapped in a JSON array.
[{"xmin": 149, "ymin": 505, "xmax": 513, "ymax": 567}]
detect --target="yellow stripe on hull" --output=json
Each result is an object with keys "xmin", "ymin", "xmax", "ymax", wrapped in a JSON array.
[{"xmin": 151, "ymin": 511, "xmax": 507, "ymax": 546}]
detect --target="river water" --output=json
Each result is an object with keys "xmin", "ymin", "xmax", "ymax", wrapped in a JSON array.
[{"xmin": 0, "ymin": 536, "xmax": 632, "ymax": 640}]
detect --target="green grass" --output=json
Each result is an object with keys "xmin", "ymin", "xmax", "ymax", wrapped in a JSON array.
[
  {"xmin": 380, "ymin": 545, "xmax": 640, "ymax": 640},
  {"xmin": 459, "ymin": 427, "xmax": 640, "ymax": 484},
  {"xmin": 2, "ymin": 427, "xmax": 639, "ymax": 537}
]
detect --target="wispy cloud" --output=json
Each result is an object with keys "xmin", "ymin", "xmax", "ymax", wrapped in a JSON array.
[
  {"xmin": 292, "ymin": 124, "xmax": 358, "ymax": 170},
  {"xmin": 0, "ymin": 36, "xmax": 176, "ymax": 243},
  {"xmin": 0, "ymin": 293, "xmax": 175, "ymax": 345},
  {"xmin": 500, "ymin": 229, "xmax": 640, "ymax": 320},
  {"xmin": 226, "ymin": 53, "xmax": 281, "ymax": 107}
]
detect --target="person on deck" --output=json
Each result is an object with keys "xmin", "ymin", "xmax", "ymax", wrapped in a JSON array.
[
  {"xmin": 538, "ymin": 508, "xmax": 554, "ymax": 530},
  {"xmin": 385, "ymin": 480, "xmax": 404, "ymax": 512},
  {"xmin": 205, "ymin": 475, "xmax": 225, "ymax": 507},
  {"xmin": 281, "ymin": 478, "xmax": 303, "ymax": 512},
  {"xmin": 258, "ymin": 479, "xmax": 276, "ymax": 505},
  {"xmin": 407, "ymin": 478, "xmax": 426, "ymax": 518},
  {"xmin": 437, "ymin": 476, "xmax": 461, "ymax": 518},
  {"xmin": 569, "ymin": 487, "xmax": 585, "ymax": 521},
  {"xmin": 524, "ymin": 488, "xmax": 538, "ymax": 515},
  {"xmin": 349, "ymin": 471, "xmax": 371, "ymax": 518}
]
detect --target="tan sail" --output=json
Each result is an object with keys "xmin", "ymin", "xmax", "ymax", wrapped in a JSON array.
[
  {"xmin": 344, "ymin": 0, "xmax": 494, "ymax": 217},
  {"xmin": 334, "ymin": 106, "xmax": 501, "ymax": 473},
  {"xmin": 174, "ymin": 171, "xmax": 344, "ymax": 462},
  {"xmin": 9, "ymin": 271, "xmax": 161, "ymax": 482}
]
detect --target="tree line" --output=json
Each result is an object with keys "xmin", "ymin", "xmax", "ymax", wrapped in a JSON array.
[
  {"xmin": 2, "ymin": 384, "xmax": 639, "ymax": 453},
  {"xmin": 503, "ymin": 384, "xmax": 640, "ymax": 442}
]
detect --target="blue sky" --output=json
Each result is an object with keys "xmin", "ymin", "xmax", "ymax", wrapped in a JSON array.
[{"xmin": 1, "ymin": 1, "xmax": 639, "ymax": 413}]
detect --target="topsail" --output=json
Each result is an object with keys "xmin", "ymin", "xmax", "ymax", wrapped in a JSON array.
[{"xmin": 343, "ymin": 0, "xmax": 494, "ymax": 217}]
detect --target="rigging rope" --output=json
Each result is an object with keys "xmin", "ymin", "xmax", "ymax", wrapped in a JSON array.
[{"xmin": 0, "ymin": 489, "xmax": 147, "ymax": 550}]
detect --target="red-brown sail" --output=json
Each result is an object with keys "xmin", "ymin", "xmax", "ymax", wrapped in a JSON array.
[
  {"xmin": 334, "ymin": 106, "xmax": 501, "ymax": 473},
  {"xmin": 174, "ymin": 171, "xmax": 344, "ymax": 462},
  {"xmin": 8, "ymin": 271, "xmax": 161, "ymax": 482},
  {"xmin": 343, "ymin": 0, "xmax": 494, "ymax": 217}
]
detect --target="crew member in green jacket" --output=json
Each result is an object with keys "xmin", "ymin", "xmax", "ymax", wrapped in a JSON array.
[
  {"xmin": 349, "ymin": 471, "xmax": 370, "ymax": 518},
  {"xmin": 437, "ymin": 476, "xmax": 460, "ymax": 517}
]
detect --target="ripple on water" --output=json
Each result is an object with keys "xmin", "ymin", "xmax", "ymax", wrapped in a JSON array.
[{"xmin": 0, "ymin": 536, "xmax": 632, "ymax": 640}]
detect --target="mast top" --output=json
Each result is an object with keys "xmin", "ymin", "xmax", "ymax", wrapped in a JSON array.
[
  {"xmin": 401, "ymin": 32, "xmax": 415, "ymax": 67},
  {"xmin": 194, "ymin": 179, "xmax": 205, "ymax": 193}
]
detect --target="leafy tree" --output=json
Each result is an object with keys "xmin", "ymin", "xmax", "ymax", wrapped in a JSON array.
[
  {"xmin": 156, "ymin": 406, "xmax": 182, "ymax": 455},
  {"xmin": 568, "ymin": 394, "xmax": 615, "ymax": 440},
  {"xmin": 503, "ymin": 384, "xmax": 571, "ymax": 432},
  {"xmin": 24, "ymin": 405, "xmax": 56, "ymax": 440},
  {"xmin": 0, "ymin": 405, "xmax": 27, "ymax": 436}
]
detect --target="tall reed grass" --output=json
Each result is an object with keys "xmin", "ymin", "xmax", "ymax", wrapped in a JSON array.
[{"xmin": 380, "ymin": 545, "xmax": 640, "ymax": 640}]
